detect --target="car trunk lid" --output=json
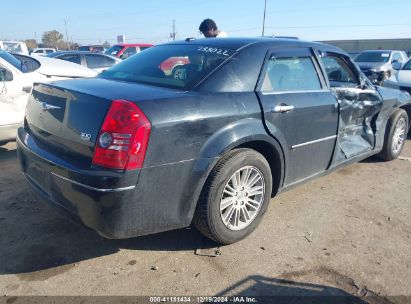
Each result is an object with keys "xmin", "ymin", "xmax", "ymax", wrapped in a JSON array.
[
  {"xmin": 25, "ymin": 82, "xmax": 112, "ymax": 166},
  {"xmin": 24, "ymin": 78, "xmax": 187, "ymax": 168}
]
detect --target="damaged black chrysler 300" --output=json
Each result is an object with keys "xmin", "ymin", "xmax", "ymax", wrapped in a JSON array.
[{"xmin": 17, "ymin": 38, "xmax": 411, "ymax": 244}]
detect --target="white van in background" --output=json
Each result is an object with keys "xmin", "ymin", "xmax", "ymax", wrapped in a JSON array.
[{"xmin": 0, "ymin": 41, "xmax": 29, "ymax": 55}]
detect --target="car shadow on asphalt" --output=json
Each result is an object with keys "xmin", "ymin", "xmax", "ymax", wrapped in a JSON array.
[
  {"xmin": 360, "ymin": 135, "xmax": 411, "ymax": 163},
  {"xmin": 214, "ymin": 275, "xmax": 369, "ymax": 303},
  {"xmin": 0, "ymin": 190, "xmax": 216, "ymax": 277},
  {"xmin": 0, "ymin": 146, "xmax": 17, "ymax": 162}
]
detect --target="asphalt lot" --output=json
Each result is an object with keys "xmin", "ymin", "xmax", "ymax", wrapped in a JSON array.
[{"xmin": 0, "ymin": 135, "xmax": 410, "ymax": 303}]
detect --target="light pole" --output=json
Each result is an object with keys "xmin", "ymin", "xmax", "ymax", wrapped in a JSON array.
[
  {"xmin": 262, "ymin": 0, "xmax": 267, "ymax": 37},
  {"xmin": 64, "ymin": 19, "xmax": 70, "ymax": 50}
]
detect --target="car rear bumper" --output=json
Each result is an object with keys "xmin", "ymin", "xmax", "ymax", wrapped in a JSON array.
[
  {"xmin": 17, "ymin": 127, "xmax": 202, "ymax": 239},
  {"xmin": 0, "ymin": 123, "xmax": 20, "ymax": 144}
]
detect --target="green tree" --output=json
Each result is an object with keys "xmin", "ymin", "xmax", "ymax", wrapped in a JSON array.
[
  {"xmin": 42, "ymin": 30, "xmax": 64, "ymax": 49},
  {"xmin": 25, "ymin": 39, "xmax": 38, "ymax": 49}
]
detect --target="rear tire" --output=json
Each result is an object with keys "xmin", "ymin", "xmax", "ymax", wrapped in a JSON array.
[
  {"xmin": 193, "ymin": 149, "xmax": 272, "ymax": 245},
  {"xmin": 378, "ymin": 109, "xmax": 409, "ymax": 161}
]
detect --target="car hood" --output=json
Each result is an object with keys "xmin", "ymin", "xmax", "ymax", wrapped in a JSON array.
[
  {"xmin": 35, "ymin": 56, "xmax": 98, "ymax": 78},
  {"xmin": 355, "ymin": 62, "xmax": 390, "ymax": 70}
]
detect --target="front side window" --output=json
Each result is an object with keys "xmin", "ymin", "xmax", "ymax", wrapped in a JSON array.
[
  {"xmin": 100, "ymin": 45, "xmax": 234, "ymax": 90},
  {"xmin": 261, "ymin": 56, "xmax": 322, "ymax": 92},
  {"xmin": 105, "ymin": 45, "xmax": 123, "ymax": 56},
  {"xmin": 391, "ymin": 52, "xmax": 402, "ymax": 63},
  {"xmin": 402, "ymin": 59, "xmax": 411, "ymax": 70},
  {"xmin": 321, "ymin": 55, "xmax": 359, "ymax": 87}
]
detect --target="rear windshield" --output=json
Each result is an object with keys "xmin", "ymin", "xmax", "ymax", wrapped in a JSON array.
[
  {"xmin": 99, "ymin": 44, "xmax": 234, "ymax": 90},
  {"xmin": 0, "ymin": 50, "xmax": 27, "ymax": 72},
  {"xmin": 354, "ymin": 51, "xmax": 391, "ymax": 63}
]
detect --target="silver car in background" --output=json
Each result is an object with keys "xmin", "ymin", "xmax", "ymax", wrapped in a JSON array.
[{"xmin": 354, "ymin": 50, "xmax": 408, "ymax": 85}]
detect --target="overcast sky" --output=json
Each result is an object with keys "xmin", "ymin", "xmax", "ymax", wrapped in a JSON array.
[{"xmin": 2, "ymin": 0, "xmax": 411, "ymax": 44}]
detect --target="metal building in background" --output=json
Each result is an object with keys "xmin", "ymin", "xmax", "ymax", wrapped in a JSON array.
[{"xmin": 319, "ymin": 38, "xmax": 411, "ymax": 55}]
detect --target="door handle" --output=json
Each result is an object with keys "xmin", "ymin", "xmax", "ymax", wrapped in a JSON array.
[{"xmin": 271, "ymin": 105, "xmax": 295, "ymax": 113}]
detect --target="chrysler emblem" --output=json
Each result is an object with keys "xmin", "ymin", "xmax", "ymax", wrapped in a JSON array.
[{"xmin": 40, "ymin": 102, "xmax": 61, "ymax": 111}]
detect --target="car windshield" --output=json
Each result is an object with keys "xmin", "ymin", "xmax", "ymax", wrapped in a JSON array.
[
  {"xmin": 3, "ymin": 42, "xmax": 22, "ymax": 53},
  {"xmin": 100, "ymin": 44, "xmax": 234, "ymax": 90},
  {"xmin": 105, "ymin": 45, "xmax": 123, "ymax": 56},
  {"xmin": 0, "ymin": 49, "xmax": 24, "ymax": 71},
  {"xmin": 402, "ymin": 59, "xmax": 411, "ymax": 70},
  {"xmin": 354, "ymin": 51, "xmax": 391, "ymax": 63}
]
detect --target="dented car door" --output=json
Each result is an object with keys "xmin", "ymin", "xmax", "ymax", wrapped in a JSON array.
[
  {"xmin": 318, "ymin": 51, "xmax": 383, "ymax": 163},
  {"xmin": 257, "ymin": 48, "xmax": 338, "ymax": 185}
]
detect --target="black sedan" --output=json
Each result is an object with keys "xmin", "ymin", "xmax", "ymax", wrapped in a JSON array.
[
  {"xmin": 17, "ymin": 38, "xmax": 411, "ymax": 244},
  {"xmin": 46, "ymin": 51, "xmax": 121, "ymax": 73}
]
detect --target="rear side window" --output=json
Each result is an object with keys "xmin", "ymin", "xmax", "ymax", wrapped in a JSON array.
[
  {"xmin": 104, "ymin": 56, "xmax": 117, "ymax": 66},
  {"xmin": 85, "ymin": 54, "xmax": 106, "ymax": 68},
  {"xmin": 59, "ymin": 54, "xmax": 81, "ymax": 65},
  {"xmin": 321, "ymin": 55, "xmax": 359, "ymax": 87},
  {"xmin": 46, "ymin": 49, "xmax": 54, "ymax": 54},
  {"xmin": 261, "ymin": 57, "xmax": 321, "ymax": 92}
]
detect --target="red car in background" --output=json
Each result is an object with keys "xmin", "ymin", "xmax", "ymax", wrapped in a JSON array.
[
  {"xmin": 105, "ymin": 43, "xmax": 189, "ymax": 75},
  {"xmin": 105, "ymin": 43, "xmax": 153, "ymax": 59}
]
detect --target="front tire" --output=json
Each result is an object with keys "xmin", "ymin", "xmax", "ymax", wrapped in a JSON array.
[
  {"xmin": 193, "ymin": 149, "xmax": 272, "ymax": 245},
  {"xmin": 378, "ymin": 108, "xmax": 409, "ymax": 161}
]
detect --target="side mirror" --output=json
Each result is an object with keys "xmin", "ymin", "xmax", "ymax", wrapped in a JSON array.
[
  {"xmin": 0, "ymin": 67, "xmax": 13, "ymax": 81},
  {"xmin": 391, "ymin": 59, "xmax": 399, "ymax": 64},
  {"xmin": 392, "ymin": 61, "xmax": 402, "ymax": 70}
]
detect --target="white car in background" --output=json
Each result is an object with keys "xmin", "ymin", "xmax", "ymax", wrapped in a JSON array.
[
  {"xmin": 46, "ymin": 51, "xmax": 121, "ymax": 73},
  {"xmin": 31, "ymin": 48, "xmax": 56, "ymax": 56},
  {"xmin": 384, "ymin": 59, "xmax": 411, "ymax": 96},
  {"xmin": 0, "ymin": 50, "xmax": 97, "ymax": 145}
]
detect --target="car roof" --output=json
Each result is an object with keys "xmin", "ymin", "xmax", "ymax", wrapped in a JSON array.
[
  {"xmin": 79, "ymin": 45, "xmax": 104, "ymax": 47},
  {"xmin": 162, "ymin": 37, "xmax": 344, "ymax": 54},
  {"xmin": 113, "ymin": 43, "xmax": 154, "ymax": 47},
  {"xmin": 50, "ymin": 51, "xmax": 118, "ymax": 56},
  {"xmin": 359, "ymin": 50, "xmax": 402, "ymax": 53}
]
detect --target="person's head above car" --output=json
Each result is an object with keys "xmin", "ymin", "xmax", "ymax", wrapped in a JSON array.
[{"xmin": 199, "ymin": 18, "xmax": 227, "ymax": 38}]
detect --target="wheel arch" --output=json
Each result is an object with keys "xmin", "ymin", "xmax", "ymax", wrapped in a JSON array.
[
  {"xmin": 400, "ymin": 104, "xmax": 411, "ymax": 132},
  {"xmin": 184, "ymin": 118, "xmax": 286, "ymax": 225}
]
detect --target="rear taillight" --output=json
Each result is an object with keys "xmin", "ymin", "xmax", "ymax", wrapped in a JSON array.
[{"xmin": 92, "ymin": 99, "xmax": 151, "ymax": 170}]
